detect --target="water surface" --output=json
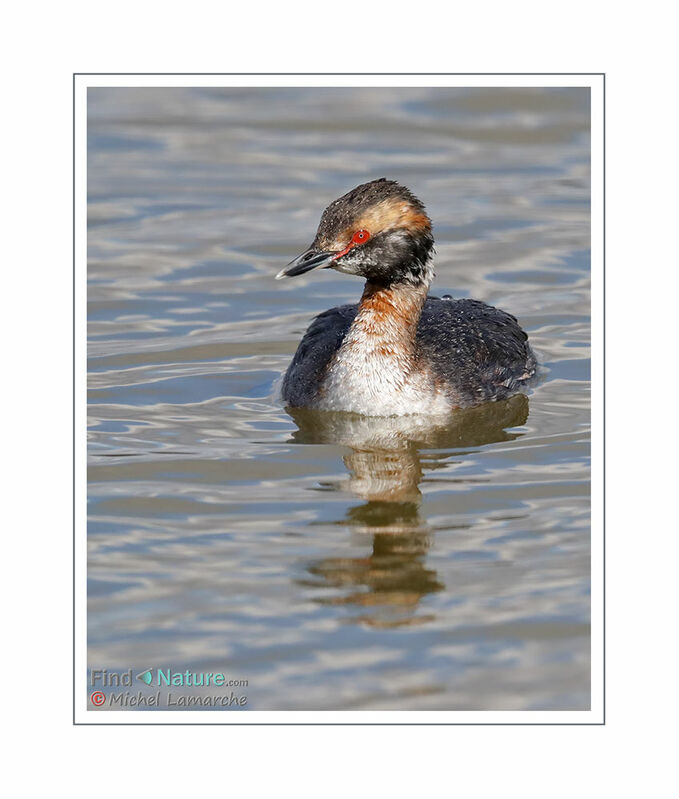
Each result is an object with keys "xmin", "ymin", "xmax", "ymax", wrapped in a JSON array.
[{"xmin": 88, "ymin": 87, "xmax": 590, "ymax": 711}]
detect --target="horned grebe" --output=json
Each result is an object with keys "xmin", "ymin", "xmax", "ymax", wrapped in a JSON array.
[{"xmin": 277, "ymin": 179, "xmax": 536, "ymax": 416}]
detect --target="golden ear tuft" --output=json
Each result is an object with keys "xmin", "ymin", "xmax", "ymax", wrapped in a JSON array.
[{"xmin": 355, "ymin": 197, "xmax": 431, "ymax": 236}]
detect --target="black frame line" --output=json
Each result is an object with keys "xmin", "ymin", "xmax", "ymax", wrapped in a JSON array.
[
  {"xmin": 75, "ymin": 72, "xmax": 604, "ymax": 75},
  {"xmin": 74, "ymin": 72, "xmax": 605, "ymax": 726}
]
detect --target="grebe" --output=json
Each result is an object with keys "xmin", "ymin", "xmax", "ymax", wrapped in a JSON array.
[{"xmin": 277, "ymin": 179, "xmax": 536, "ymax": 416}]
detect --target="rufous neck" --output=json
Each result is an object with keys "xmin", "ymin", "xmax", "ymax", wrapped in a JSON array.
[{"xmin": 351, "ymin": 279, "xmax": 429, "ymax": 354}]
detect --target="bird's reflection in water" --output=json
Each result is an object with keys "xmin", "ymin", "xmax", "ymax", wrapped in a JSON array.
[{"xmin": 289, "ymin": 394, "xmax": 529, "ymax": 628}]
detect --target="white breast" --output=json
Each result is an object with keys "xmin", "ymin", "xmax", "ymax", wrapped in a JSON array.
[{"xmin": 315, "ymin": 327, "xmax": 452, "ymax": 416}]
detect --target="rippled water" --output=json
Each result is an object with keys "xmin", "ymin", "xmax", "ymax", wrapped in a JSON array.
[{"xmin": 87, "ymin": 87, "xmax": 590, "ymax": 711}]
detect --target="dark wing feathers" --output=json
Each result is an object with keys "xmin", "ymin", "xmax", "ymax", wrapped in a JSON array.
[
  {"xmin": 419, "ymin": 297, "xmax": 536, "ymax": 405},
  {"xmin": 281, "ymin": 304, "xmax": 356, "ymax": 406}
]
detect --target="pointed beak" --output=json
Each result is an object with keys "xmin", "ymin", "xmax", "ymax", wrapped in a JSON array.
[{"xmin": 275, "ymin": 247, "xmax": 336, "ymax": 280}]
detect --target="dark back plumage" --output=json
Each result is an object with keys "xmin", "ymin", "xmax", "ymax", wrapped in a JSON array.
[{"xmin": 282, "ymin": 297, "xmax": 536, "ymax": 408}]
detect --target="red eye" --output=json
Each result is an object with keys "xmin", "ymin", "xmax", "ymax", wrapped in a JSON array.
[{"xmin": 351, "ymin": 229, "xmax": 370, "ymax": 244}]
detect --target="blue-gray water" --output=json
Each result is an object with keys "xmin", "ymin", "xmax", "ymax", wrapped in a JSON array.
[{"xmin": 87, "ymin": 87, "xmax": 590, "ymax": 711}]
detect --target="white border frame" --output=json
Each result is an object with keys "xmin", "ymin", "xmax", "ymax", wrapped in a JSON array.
[{"xmin": 75, "ymin": 73, "xmax": 603, "ymax": 725}]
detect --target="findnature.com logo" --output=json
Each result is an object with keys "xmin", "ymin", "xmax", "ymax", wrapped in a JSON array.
[{"xmin": 89, "ymin": 668, "xmax": 249, "ymax": 709}]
